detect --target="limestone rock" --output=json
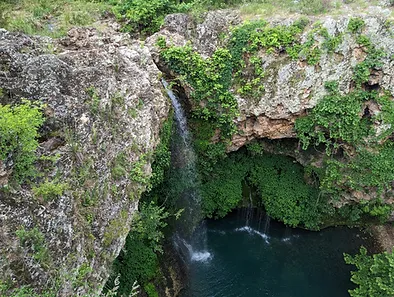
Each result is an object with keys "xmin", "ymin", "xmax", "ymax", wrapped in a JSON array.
[
  {"xmin": 0, "ymin": 26, "xmax": 170, "ymax": 295},
  {"xmin": 151, "ymin": 13, "xmax": 394, "ymax": 151}
]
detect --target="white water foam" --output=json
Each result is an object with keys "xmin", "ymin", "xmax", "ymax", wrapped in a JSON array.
[
  {"xmin": 185, "ymin": 241, "xmax": 213, "ymax": 263},
  {"xmin": 191, "ymin": 251, "xmax": 213, "ymax": 262},
  {"xmin": 235, "ymin": 226, "xmax": 270, "ymax": 244},
  {"xmin": 176, "ymin": 237, "xmax": 213, "ymax": 263}
]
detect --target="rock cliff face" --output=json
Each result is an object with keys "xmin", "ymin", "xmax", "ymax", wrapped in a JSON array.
[
  {"xmin": 149, "ymin": 9, "xmax": 394, "ymax": 210},
  {"xmin": 1, "ymin": 5, "xmax": 394, "ymax": 296},
  {"xmin": 0, "ymin": 24, "xmax": 170, "ymax": 295},
  {"xmin": 151, "ymin": 11, "xmax": 394, "ymax": 151}
]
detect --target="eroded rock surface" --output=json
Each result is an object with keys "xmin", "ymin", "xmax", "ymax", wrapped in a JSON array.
[
  {"xmin": 150, "ymin": 12, "xmax": 394, "ymax": 150},
  {"xmin": 0, "ymin": 26, "xmax": 170, "ymax": 295},
  {"xmin": 1, "ymin": 5, "xmax": 394, "ymax": 295}
]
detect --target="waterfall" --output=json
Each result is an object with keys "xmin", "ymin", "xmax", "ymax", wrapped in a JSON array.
[
  {"xmin": 245, "ymin": 191, "xmax": 253, "ymax": 226},
  {"xmin": 162, "ymin": 79, "xmax": 212, "ymax": 263},
  {"xmin": 263, "ymin": 214, "xmax": 271, "ymax": 235}
]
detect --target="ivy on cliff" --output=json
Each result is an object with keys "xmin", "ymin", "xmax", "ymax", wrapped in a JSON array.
[
  {"xmin": 159, "ymin": 18, "xmax": 344, "ymax": 181},
  {"xmin": 160, "ymin": 44, "xmax": 239, "ymax": 138},
  {"xmin": 295, "ymin": 32, "xmax": 394, "ymax": 221}
]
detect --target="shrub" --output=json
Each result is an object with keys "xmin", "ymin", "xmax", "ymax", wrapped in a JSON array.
[
  {"xmin": 115, "ymin": 0, "xmax": 179, "ymax": 35},
  {"xmin": 15, "ymin": 227, "xmax": 49, "ymax": 264},
  {"xmin": 0, "ymin": 100, "xmax": 45, "ymax": 183},
  {"xmin": 298, "ymin": 0, "xmax": 333, "ymax": 14},
  {"xmin": 107, "ymin": 202, "xmax": 169, "ymax": 296},
  {"xmin": 201, "ymin": 150, "xmax": 326, "ymax": 229},
  {"xmin": 32, "ymin": 180, "xmax": 68, "ymax": 201},
  {"xmin": 348, "ymin": 17, "xmax": 365, "ymax": 33},
  {"xmin": 144, "ymin": 283, "xmax": 158, "ymax": 297}
]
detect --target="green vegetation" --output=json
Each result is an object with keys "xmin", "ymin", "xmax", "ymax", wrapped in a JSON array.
[
  {"xmin": 344, "ymin": 247, "xmax": 394, "ymax": 297},
  {"xmin": 160, "ymin": 17, "xmax": 345, "ymax": 188},
  {"xmin": 15, "ymin": 227, "xmax": 50, "ymax": 266},
  {"xmin": 108, "ymin": 202, "xmax": 168, "ymax": 296},
  {"xmin": 110, "ymin": 0, "xmax": 189, "ymax": 35},
  {"xmin": 105, "ymin": 115, "xmax": 174, "ymax": 297},
  {"xmin": 295, "ymin": 33, "xmax": 393, "ymax": 221},
  {"xmin": 0, "ymin": 0, "xmax": 111, "ymax": 37},
  {"xmin": 111, "ymin": 0, "xmax": 378, "ymax": 36},
  {"xmin": 149, "ymin": 110, "xmax": 174, "ymax": 190},
  {"xmin": 130, "ymin": 154, "xmax": 150, "ymax": 185},
  {"xmin": 32, "ymin": 180, "xmax": 68, "ymax": 201},
  {"xmin": 161, "ymin": 44, "xmax": 239, "ymax": 138},
  {"xmin": 160, "ymin": 20, "xmax": 298, "ymax": 139},
  {"xmin": 0, "ymin": 0, "xmax": 387, "ymax": 38},
  {"xmin": 103, "ymin": 210, "xmax": 129, "ymax": 247},
  {"xmin": 0, "ymin": 279, "xmax": 139, "ymax": 297},
  {"xmin": 0, "ymin": 100, "xmax": 45, "ymax": 183},
  {"xmin": 201, "ymin": 149, "xmax": 327, "ymax": 229},
  {"xmin": 86, "ymin": 86, "xmax": 101, "ymax": 115},
  {"xmin": 348, "ymin": 17, "xmax": 366, "ymax": 33}
]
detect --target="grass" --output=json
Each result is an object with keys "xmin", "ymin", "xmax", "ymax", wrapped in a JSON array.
[
  {"xmin": 0, "ymin": 0, "xmax": 112, "ymax": 38},
  {"xmin": 238, "ymin": 0, "xmax": 388, "ymax": 20},
  {"xmin": 0, "ymin": 0, "xmax": 391, "ymax": 38}
]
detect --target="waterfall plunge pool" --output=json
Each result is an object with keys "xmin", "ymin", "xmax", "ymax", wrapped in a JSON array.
[{"xmin": 180, "ymin": 208, "xmax": 372, "ymax": 297}]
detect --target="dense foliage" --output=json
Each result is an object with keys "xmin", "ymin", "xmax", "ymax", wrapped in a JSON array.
[
  {"xmin": 161, "ymin": 44, "xmax": 239, "ymax": 138},
  {"xmin": 111, "ymin": 0, "xmax": 354, "ymax": 35},
  {"xmin": 110, "ymin": 0, "xmax": 187, "ymax": 35},
  {"xmin": 159, "ymin": 17, "xmax": 394, "ymax": 228},
  {"xmin": 109, "ymin": 202, "xmax": 168, "ymax": 296},
  {"xmin": 344, "ymin": 247, "xmax": 394, "ymax": 297},
  {"xmin": 201, "ymin": 149, "xmax": 327, "ymax": 229},
  {"xmin": 148, "ymin": 110, "xmax": 174, "ymax": 190},
  {"xmin": 0, "ymin": 100, "xmax": 44, "ymax": 183}
]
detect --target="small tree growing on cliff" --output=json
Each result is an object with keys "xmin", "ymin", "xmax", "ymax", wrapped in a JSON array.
[{"xmin": 0, "ymin": 100, "xmax": 45, "ymax": 183}]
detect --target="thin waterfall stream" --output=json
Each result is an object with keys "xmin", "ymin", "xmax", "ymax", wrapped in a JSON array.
[{"xmin": 162, "ymin": 79, "xmax": 212, "ymax": 263}]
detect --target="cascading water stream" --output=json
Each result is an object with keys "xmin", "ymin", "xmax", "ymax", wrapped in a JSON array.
[{"xmin": 161, "ymin": 79, "xmax": 212, "ymax": 263}]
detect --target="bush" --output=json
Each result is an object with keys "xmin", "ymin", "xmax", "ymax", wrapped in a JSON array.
[
  {"xmin": 348, "ymin": 17, "xmax": 365, "ymax": 33},
  {"xmin": 107, "ymin": 202, "xmax": 169, "ymax": 296},
  {"xmin": 115, "ymin": 0, "xmax": 179, "ymax": 35},
  {"xmin": 201, "ymin": 150, "xmax": 327, "ymax": 229},
  {"xmin": 344, "ymin": 247, "xmax": 394, "ymax": 297},
  {"xmin": 32, "ymin": 180, "xmax": 68, "ymax": 201},
  {"xmin": 0, "ymin": 100, "xmax": 44, "ymax": 183},
  {"xmin": 15, "ymin": 227, "xmax": 49, "ymax": 264},
  {"xmin": 144, "ymin": 283, "xmax": 158, "ymax": 297}
]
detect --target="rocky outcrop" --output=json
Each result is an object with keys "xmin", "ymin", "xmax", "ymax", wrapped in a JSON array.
[
  {"xmin": 0, "ymin": 25, "xmax": 170, "ymax": 295},
  {"xmin": 162, "ymin": 10, "xmax": 241, "ymax": 57},
  {"xmin": 150, "ymin": 11, "xmax": 394, "ymax": 151},
  {"xmin": 1, "ymin": 5, "xmax": 394, "ymax": 295},
  {"xmin": 149, "ymin": 9, "xmax": 394, "ymax": 213}
]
